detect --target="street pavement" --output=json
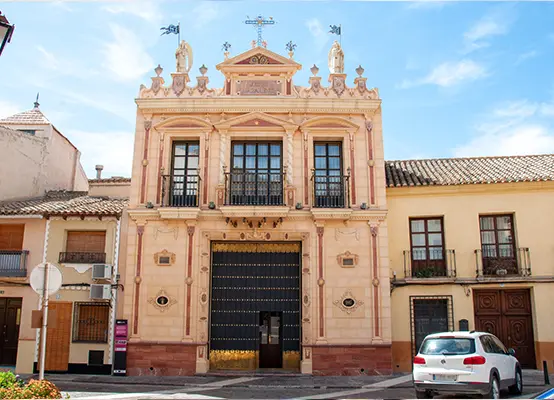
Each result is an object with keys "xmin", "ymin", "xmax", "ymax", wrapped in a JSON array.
[{"xmin": 26, "ymin": 370, "xmax": 553, "ymax": 399}]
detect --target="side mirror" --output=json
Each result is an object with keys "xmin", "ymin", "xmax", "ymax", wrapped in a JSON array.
[{"xmin": 507, "ymin": 348, "xmax": 515, "ymax": 356}]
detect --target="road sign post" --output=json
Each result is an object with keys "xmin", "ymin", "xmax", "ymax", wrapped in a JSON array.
[{"xmin": 30, "ymin": 263, "xmax": 62, "ymax": 380}]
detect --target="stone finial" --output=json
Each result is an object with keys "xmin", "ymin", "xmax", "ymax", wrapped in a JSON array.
[
  {"xmin": 310, "ymin": 64, "xmax": 319, "ymax": 76},
  {"xmin": 154, "ymin": 64, "xmax": 163, "ymax": 77},
  {"xmin": 222, "ymin": 42, "xmax": 231, "ymax": 60},
  {"xmin": 356, "ymin": 65, "xmax": 364, "ymax": 77}
]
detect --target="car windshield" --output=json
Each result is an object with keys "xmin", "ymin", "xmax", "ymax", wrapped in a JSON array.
[{"xmin": 420, "ymin": 338, "xmax": 475, "ymax": 355}]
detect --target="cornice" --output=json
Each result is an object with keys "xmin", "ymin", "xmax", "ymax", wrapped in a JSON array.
[{"xmin": 135, "ymin": 97, "xmax": 381, "ymax": 114}]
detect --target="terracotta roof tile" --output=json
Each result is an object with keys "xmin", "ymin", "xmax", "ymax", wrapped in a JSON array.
[
  {"xmin": 0, "ymin": 107, "xmax": 50, "ymax": 125},
  {"xmin": 385, "ymin": 154, "xmax": 554, "ymax": 187},
  {"xmin": 0, "ymin": 191, "xmax": 128, "ymax": 216}
]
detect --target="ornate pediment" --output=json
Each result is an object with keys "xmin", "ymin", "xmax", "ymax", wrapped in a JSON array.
[
  {"xmin": 154, "ymin": 116, "xmax": 212, "ymax": 131},
  {"xmin": 236, "ymin": 53, "xmax": 283, "ymax": 65},
  {"xmin": 214, "ymin": 112, "xmax": 298, "ymax": 131},
  {"xmin": 301, "ymin": 116, "xmax": 359, "ymax": 132}
]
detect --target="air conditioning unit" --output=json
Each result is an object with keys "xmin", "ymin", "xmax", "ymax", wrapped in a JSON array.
[
  {"xmin": 90, "ymin": 284, "xmax": 112, "ymax": 300},
  {"xmin": 92, "ymin": 264, "xmax": 112, "ymax": 280}
]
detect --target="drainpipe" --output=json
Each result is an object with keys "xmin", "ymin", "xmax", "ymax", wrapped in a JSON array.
[
  {"xmin": 34, "ymin": 218, "xmax": 50, "ymax": 368},
  {"xmin": 109, "ymin": 217, "xmax": 121, "ymax": 374}
]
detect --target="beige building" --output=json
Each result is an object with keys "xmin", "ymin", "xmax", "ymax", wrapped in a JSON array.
[
  {"xmin": 0, "ymin": 102, "xmax": 88, "ymax": 201},
  {"xmin": 123, "ymin": 41, "xmax": 390, "ymax": 376},
  {"xmin": 0, "ymin": 106, "xmax": 130, "ymax": 374},
  {"xmin": 386, "ymin": 156, "xmax": 554, "ymax": 372}
]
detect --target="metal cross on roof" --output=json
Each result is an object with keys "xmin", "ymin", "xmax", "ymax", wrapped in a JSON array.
[{"xmin": 244, "ymin": 15, "xmax": 275, "ymax": 47}]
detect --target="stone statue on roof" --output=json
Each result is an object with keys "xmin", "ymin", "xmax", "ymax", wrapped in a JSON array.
[
  {"xmin": 328, "ymin": 40, "xmax": 344, "ymax": 74},
  {"xmin": 176, "ymin": 40, "xmax": 193, "ymax": 73}
]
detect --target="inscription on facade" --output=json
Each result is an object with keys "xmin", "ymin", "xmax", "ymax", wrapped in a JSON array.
[{"xmin": 236, "ymin": 80, "xmax": 281, "ymax": 95}]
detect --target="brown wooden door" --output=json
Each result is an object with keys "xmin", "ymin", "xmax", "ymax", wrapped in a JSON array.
[
  {"xmin": 0, "ymin": 298, "xmax": 22, "ymax": 365},
  {"xmin": 43, "ymin": 302, "xmax": 72, "ymax": 371},
  {"xmin": 474, "ymin": 289, "xmax": 536, "ymax": 368},
  {"xmin": 0, "ymin": 225, "xmax": 24, "ymax": 250}
]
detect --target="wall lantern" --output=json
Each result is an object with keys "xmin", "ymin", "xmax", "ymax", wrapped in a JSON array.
[{"xmin": 0, "ymin": 11, "xmax": 15, "ymax": 57}]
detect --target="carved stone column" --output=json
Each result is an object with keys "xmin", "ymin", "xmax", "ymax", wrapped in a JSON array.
[
  {"xmin": 316, "ymin": 224, "xmax": 326, "ymax": 340},
  {"xmin": 156, "ymin": 131, "xmax": 165, "ymax": 205},
  {"xmin": 302, "ymin": 129, "xmax": 310, "ymax": 207},
  {"xmin": 217, "ymin": 129, "xmax": 228, "ymax": 207},
  {"xmin": 132, "ymin": 224, "xmax": 146, "ymax": 336},
  {"xmin": 369, "ymin": 222, "xmax": 382, "ymax": 343},
  {"xmin": 184, "ymin": 224, "xmax": 196, "ymax": 339},
  {"xmin": 139, "ymin": 120, "xmax": 152, "ymax": 204},
  {"xmin": 285, "ymin": 129, "xmax": 296, "ymax": 207},
  {"xmin": 348, "ymin": 130, "xmax": 357, "ymax": 206},
  {"xmin": 365, "ymin": 118, "xmax": 376, "ymax": 206}
]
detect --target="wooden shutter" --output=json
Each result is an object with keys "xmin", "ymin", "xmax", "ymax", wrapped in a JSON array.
[
  {"xmin": 66, "ymin": 231, "xmax": 106, "ymax": 253},
  {"xmin": 0, "ymin": 225, "xmax": 24, "ymax": 251}
]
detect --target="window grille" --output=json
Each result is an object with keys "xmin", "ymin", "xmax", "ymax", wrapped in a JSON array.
[{"xmin": 73, "ymin": 302, "xmax": 110, "ymax": 343}]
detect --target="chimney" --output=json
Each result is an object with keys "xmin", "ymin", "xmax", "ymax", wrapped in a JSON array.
[{"xmin": 95, "ymin": 165, "xmax": 104, "ymax": 179}]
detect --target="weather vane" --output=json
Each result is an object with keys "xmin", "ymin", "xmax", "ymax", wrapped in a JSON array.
[{"xmin": 244, "ymin": 15, "xmax": 276, "ymax": 47}]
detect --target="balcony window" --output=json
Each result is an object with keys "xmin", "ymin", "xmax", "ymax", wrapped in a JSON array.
[
  {"xmin": 479, "ymin": 214, "xmax": 517, "ymax": 275},
  {"xmin": 0, "ymin": 224, "xmax": 27, "ymax": 277},
  {"xmin": 313, "ymin": 142, "xmax": 349, "ymax": 208},
  {"xmin": 59, "ymin": 231, "xmax": 106, "ymax": 264},
  {"xmin": 225, "ymin": 142, "xmax": 284, "ymax": 206},
  {"xmin": 409, "ymin": 217, "xmax": 446, "ymax": 277},
  {"xmin": 169, "ymin": 141, "xmax": 200, "ymax": 207}
]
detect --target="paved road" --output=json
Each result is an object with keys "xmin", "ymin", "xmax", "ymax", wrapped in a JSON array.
[{"xmin": 52, "ymin": 373, "xmax": 550, "ymax": 399}]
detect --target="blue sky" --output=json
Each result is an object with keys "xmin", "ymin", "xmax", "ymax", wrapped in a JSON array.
[{"xmin": 1, "ymin": 0, "xmax": 553, "ymax": 178}]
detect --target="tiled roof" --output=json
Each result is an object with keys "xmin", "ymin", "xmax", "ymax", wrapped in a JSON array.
[
  {"xmin": 0, "ymin": 191, "xmax": 128, "ymax": 217},
  {"xmin": 0, "ymin": 107, "xmax": 50, "ymax": 125},
  {"xmin": 385, "ymin": 154, "xmax": 554, "ymax": 187},
  {"xmin": 89, "ymin": 177, "xmax": 131, "ymax": 184}
]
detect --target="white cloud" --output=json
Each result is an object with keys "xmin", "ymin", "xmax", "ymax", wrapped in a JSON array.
[
  {"xmin": 406, "ymin": 1, "xmax": 447, "ymax": 10},
  {"xmin": 454, "ymin": 125, "xmax": 554, "ymax": 157},
  {"xmin": 399, "ymin": 60, "xmax": 488, "ymax": 88},
  {"xmin": 0, "ymin": 100, "xmax": 22, "ymax": 119},
  {"xmin": 306, "ymin": 18, "xmax": 330, "ymax": 51},
  {"xmin": 67, "ymin": 130, "xmax": 134, "ymax": 178},
  {"xmin": 515, "ymin": 50, "xmax": 538, "ymax": 65},
  {"xmin": 454, "ymin": 99, "xmax": 554, "ymax": 157},
  {"xmin": 191, "ymin": 3, "xmax": 221, "ymax": 29},
  {"xmin": 102, "ymin": 24, "xmax": 154, "ymax": 83},
  {"xmin": 36, "ymin": 46, "xmax": 98, "ymax": 78},
  {"xmin": 462, "ymin": 9, "xmax": 512, "ymax": 54},
  {"xmin": 102, "ymin": 1, "xmax": 163, "ymax": 24}
]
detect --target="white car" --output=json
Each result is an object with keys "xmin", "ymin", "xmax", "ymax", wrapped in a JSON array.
[{"xmin": 412, "ymin": 331, "xmax": 522, "ymax": 399}]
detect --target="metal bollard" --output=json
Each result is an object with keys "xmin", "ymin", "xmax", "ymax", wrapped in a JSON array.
[{"xmin": 544, "ymin": 360, "xmax": 550, "ymax": 385}]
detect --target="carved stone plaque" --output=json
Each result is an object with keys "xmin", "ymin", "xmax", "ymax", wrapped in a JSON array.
[{"xmin": 236, "ymin": 80, "xmax": 281, "ymax": 96}]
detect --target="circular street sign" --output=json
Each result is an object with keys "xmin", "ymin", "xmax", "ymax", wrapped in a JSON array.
[{"xmin": 30, "ymin": 263, "xmax": 63, "ymax": 296}]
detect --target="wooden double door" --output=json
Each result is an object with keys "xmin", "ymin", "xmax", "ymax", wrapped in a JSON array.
[
  {"xmin": 0, "ymin": 298, "xmax": 22, "ymax": 366},
  {"xmin": 473, "ymin": 289, "xmax": 536, "ymax": 368}
]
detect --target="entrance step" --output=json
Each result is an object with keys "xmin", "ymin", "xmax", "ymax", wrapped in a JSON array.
[{"xmin": 202, "ymin": 369, "xmax": 302, "ymax": 377}]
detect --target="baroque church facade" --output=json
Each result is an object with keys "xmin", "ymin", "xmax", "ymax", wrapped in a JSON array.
[{"xmin": 122, "ymin": 39, "xmax": 554, "ymax": 375}]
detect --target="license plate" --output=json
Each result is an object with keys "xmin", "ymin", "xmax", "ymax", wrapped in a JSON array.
[{"xmin": 433, "ymin": 374, "xmax": 457, "ymax": 381}]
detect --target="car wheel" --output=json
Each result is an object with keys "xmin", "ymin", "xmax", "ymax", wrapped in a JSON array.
[
  {"xmin": 509, "ymin": 368, "xmax": 523, "ymax": 395},
  {"xmin": 482, "ymin": 375, "xmax": 500, "ymax": 399},
  {"xmin": 415, "ymin": 389, "xmax": 433, "ymax": 399}
]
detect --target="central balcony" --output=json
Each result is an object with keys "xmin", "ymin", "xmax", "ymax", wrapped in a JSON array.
[
  {"xmin": 403, "ymin": 248, "xmax": 457, "ymax": 278},
  {"xmin": 311, "ymin": 173, "xmax": 351, "ymax": 209},
  {"xmin": 224, "ymin": 171, "xmax": 285, "ymax": 206},
  {"xmin": 475, "ymin": 247, "xmax": 531, "ymax": 277}
]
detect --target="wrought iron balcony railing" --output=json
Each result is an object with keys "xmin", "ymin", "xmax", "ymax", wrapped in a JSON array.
[
  {"xmin": 224, "ymin": 171, "xmax": 285, "ymax": 206},
  {"xmin": 0, "ymin": 250, "xmax": 29, "ymax": 277},
  {"xmin": 59, "ymin": 252, "xmax": 106, "ymax": 264},
  {"xmin": 475, "ymin": 247, "xmax": 531, "ymax": 277},
  {"xmin": 403, "ymin": 249, "xmax": 457, "ymax": 278},
  {"xmin": 311, "ymin": 172, "xmax": 351, "ymax": 209},
  {"xmin": 161, "ymin": 174, "xmax": 201, "ymax": 207}
]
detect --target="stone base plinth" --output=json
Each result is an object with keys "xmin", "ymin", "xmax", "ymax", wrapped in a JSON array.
[
  {"xmin": 312, "ymin": 345, "xmax": 392, "ymax": 376},
  {"xmin": 127, "ymin": 342, "xmax": 197, "ymax": 376}
]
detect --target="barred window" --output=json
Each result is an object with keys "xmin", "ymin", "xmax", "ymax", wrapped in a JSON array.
[{"xmin": 73, "ymin": 303, "xmax": 110, "ymax": 343}]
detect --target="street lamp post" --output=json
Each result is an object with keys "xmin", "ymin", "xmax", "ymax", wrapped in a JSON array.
[{"xmin": 0, "ymin": 11, "xmax": 15, "ymax": 56}]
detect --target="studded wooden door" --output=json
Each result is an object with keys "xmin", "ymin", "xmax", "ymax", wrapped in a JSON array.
[{"xmin": 473, "ymin": 289, "xmax": 536, "ymax": 368}]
